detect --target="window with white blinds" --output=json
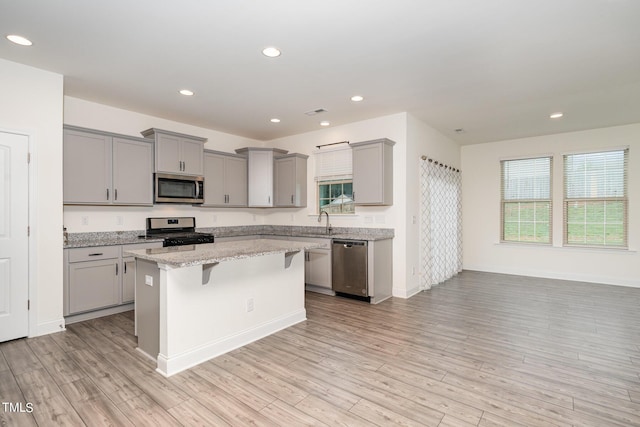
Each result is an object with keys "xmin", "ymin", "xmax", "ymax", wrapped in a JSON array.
[
  {"xmin": 500, "ymin": 156, "xmax": 552, "ymax": 243},
  {"xmin": 314, "ymin": 146, "xmax": 354, "ymax": 214},
  {"xmin": 563, "ymin": 149, "xmax": 628, "ymax": 247}
]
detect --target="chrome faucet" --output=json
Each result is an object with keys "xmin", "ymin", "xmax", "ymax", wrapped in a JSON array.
[{"xmin": 318, "ymin": 210, "xmax": 332, "ymax": 235}]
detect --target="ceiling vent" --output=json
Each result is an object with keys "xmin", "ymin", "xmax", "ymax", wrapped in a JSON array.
[{"xmin": 305, "ymin": 108, "xmax": 327, "ymax": 116}]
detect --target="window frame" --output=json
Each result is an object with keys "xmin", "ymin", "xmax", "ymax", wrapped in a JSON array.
[
  {"xmin": 563, "ymin": 149, "xmax": 628, "ymax": 248},
  {"xmin": 313, "ymin": 145, "xmax": 355, "ymax": 215},
  {"xmin": 500, "ymin": 156, "xmax": 553, "ymax": 244},
  {"xmin": 317, "ymin": 179, "xmax": 354, "ymax": 214}
]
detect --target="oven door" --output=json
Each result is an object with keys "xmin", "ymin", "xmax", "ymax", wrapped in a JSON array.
[{"xmin": 155, "ymin": 173, "xmax": 204, "ymax": 204}]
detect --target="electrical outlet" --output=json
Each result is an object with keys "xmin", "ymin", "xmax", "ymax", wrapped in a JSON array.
[
  {"xmin": 412, "ymin": 267, "xmax": 416, "ymax": 276},
  {"xmin": 375, "ymin": 215, "xmax": 385, "ymax": 224},
  {"xmin": 364, "ymin": 216, "xmax": 373, "ymax": 224},
  {"xmin": 116, "ymin": 216, "xmax": 123, "ymax": 226},
  {"xmin": 212, "ymin": 214, "xmax": 217, "ymax": 223},
  {"xmin": 81, "ymin": 216, "xmax": 89, "ymax": 226},
  {"xmin": 246, "ymin": 298, "xmax": 254, "ymax": 312},
  {"xmin": 412, "ymin": 215, "xmax": 416, "ymax": 224},
  {"xmin": 145, "ymin": 275, "xmax": 153, "ymax": 286}
]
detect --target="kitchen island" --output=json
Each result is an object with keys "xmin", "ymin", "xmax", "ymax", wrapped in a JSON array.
[{"xmin": 126, "ymin": 238, "xmax": 322, "ymax": 377}]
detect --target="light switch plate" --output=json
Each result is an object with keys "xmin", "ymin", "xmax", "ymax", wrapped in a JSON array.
[{"xmin": 145, "ymin": 275, "xmax": 153, "ymax": 286}]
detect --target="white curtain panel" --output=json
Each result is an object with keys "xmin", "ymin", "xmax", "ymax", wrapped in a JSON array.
[{"xmin": 419, "ymin": 158, "xmax": 463, "ymax": 290}]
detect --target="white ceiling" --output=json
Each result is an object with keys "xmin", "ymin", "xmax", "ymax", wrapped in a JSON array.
[{"xmin": 1, "ymin": 1, "xmax": 639, "ymax": 145}]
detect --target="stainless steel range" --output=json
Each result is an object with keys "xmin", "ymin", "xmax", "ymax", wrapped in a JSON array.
[{"xmin": 142, "ymin": 217, "xmax": 214, "ymax": 247}]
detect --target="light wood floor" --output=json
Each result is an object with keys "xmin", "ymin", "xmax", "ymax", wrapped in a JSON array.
[{"xmin": 3, "ymin": 270, "xmax": 640, "ymax": 426}]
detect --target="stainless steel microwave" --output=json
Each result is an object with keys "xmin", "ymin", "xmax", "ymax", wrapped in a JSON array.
[{"xmin": 154, "ymin": 173, "xmax": 204, "ymax": 204}]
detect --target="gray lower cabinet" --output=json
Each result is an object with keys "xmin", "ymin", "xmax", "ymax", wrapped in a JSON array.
[
  {"xmin": 63, "ymin": 125, "xmax": 154, "ymax": 206},
  {"xmin": 289, "ymin": 237, "xmax": 332, "ymax": 292},
  {"xmin": 305, "ymin": 248, "xmax": 332, "ymax": 289},
  {"xmin": 203, "ymin": 150, "xmax": 248, "ymax": 207},
  {"xmin": 66, "ymin": 246, "xmax": 120, "ymax": 315},
  {"xmin": 64, "ymin": 241, "xmax": 163, "ymax": 317}
]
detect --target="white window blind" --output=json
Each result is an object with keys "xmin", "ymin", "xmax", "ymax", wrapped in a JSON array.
[
  {"xmin": 563, "ymin": 149, "xmax": 628, "ymax": 247},
  {"xmin": 500, "ymin": 156, "xmax": 552, "ymax": 243},
  {"xmin": 314, "ymin": 146, "xmax": 352, "ymax": 181}
]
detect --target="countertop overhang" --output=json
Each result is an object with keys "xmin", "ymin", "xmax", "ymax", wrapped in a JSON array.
[{"xmin": 125, "ymin": 238, "xmax": 324, "ymax": 268}]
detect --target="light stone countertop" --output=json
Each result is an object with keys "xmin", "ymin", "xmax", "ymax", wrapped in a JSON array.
[
  {"xmin": 125, "ymin": 238, "xmax": 324, "ymax": 268},
  {"xmin": 64, "ymin": 225, "xmax": 394, "ymax": 249}
]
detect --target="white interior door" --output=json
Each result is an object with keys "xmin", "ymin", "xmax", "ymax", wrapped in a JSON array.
[{"xmin": 0, "ymin": 131, "xmax": 29, "ymax": 342}]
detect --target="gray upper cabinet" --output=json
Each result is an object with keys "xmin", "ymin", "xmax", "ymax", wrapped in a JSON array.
[
  {"xmin": 351, "ymin": 138, "xmax": 395, "ymax": 205},
  {"xmin": 203, "ymin": 150, "xmax": 247, "ymax": 207},
  {"xmin": 274, "ymin": 153, "xmax": 308, "ymax": 207},
  {"xmin": 112, "ymin": 137, "xmax": 154, "ymax": 205},
  {"xmin": 141, "ymin": 128, "xmax": 206, "ymax": 176},
  {"xmin": 63, "ymin": 126, "xmax": 153, "ymax": 206}
]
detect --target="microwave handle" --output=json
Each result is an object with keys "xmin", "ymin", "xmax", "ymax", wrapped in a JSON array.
[{"xmin": 195, "ymin": 181, "xmax": 200, "ymax": 199}]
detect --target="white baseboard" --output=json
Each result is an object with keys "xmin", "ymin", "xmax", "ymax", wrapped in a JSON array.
[
  {"xmin": 34, "ymin": 318, "xmax": 66, "ymax": 337},
  {"xmin": 64, "ymin": 303, "xmax": 134, "ymax": 325},
  {"xmin": 463, "ymin": 265, "xmax": 640, "ymax": 288},
  {"xmin": 393, "ymin": 284, "xmax": 421, "ymax": 299},
  {"xmin": 156, "ymin": 309, "xmax": 307, "ymax": 377}
]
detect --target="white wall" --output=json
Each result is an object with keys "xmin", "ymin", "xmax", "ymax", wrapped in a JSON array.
[
  {"xmin": 0, "ymin": 59, "xmax": 64, "ymax": 335},
  {"xmin": 63, "ymin": 97, "xmax": 267, "ymax": 232},
  {"xmin": 406, "ymin": 114, "xmax": 461, "ymax": 296},
  {"xmin": 462, "ymin": 123, "xmax": 640, "ymax": 287}
]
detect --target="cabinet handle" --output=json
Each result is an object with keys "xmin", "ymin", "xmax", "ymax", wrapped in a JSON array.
[
  {"xmin": 353, "ymin": 191, "xmax": 355, "ymax": 201},
  {"xmin": 88, "ymin": 253, "xmax": 103, "ymax": 256},
  {"xmin": 115, "ymin": 263, "xmax": 118, "ymax": 275},
  {"xmin": 106, "ymin": 188, "xmax": 109, "ymax": 200},
  {"xmin": 291, "ymin": 195, "xmax": 294, "ymax": 204},
  {"xmin": 268, "ymin": 195, "xmax": 271, "ymax": 204},
  {"xmin": 114, "ymin": 189, "xmax": 118, "ymax": 201}
]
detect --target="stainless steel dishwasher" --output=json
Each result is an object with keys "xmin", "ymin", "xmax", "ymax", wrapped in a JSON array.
[{"xmin": 332, "ymin": 239, "xmax": 368, "ymax": 300}]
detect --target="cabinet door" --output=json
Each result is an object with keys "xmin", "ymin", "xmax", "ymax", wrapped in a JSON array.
[
  {"xmin": 122, "ymin": 256, "xmax": 136, "ymax": 303},
  {"xmin": 63, "ymin": 129, "xmax": 112, "ymax": 204},
  {"xmin": 181, "ymin": 139, "xmax": 204, "ymax": 175},
  {"xmin": 247, "ymin": 150, "xmax": 274, "ymax": 207},
  {"xmin": 112, "ymin": 137, "xmax": 153, "ymax": 205},
  {"xmin": 68, "ymin": 259, "xmax": 119, "ymax": 314},
  {"xmin": 274, "ymin": 156, "xmax": 295, "ymax": 206},
  {"xmin": 306, "ymin": 249, "xmax": 332, "ymax": 289},
  {"xmin": 352, "ymin": 144, "xmax": 384, "ymax": 204},
  {"xmin": 155, "ymin": 133, "xmax": 182, "ymax": 173},
  {"xmin": 203, "ymin": 152, "xmax": 226, "ymax": 206},
  {"xmin": 225, "ymin": 156, "xmax": 248, "ymax": 207}
]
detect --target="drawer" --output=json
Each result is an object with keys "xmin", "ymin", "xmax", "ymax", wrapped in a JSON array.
[{"xmin": 68, "ymin": 245, "xmax": 120, "ymax": 262}]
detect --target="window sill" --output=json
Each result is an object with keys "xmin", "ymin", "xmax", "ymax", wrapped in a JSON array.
[{"xmin": 495, "ymin": 242, "xmax": 637, "ymax": 254}]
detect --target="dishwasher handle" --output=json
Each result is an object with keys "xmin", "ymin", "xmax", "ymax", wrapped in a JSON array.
[{"xmin": 333, "ymin": 240, "xmax": 367, "ymax": 248}]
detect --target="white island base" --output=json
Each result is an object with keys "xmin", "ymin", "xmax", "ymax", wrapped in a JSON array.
[{"xmin": 134, "ymin": 247, "xmax": 307, "ymax": 377}]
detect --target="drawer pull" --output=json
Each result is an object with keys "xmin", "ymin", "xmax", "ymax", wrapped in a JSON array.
[{"xmin": 88, "ymin": 253, "xmax": 103, "ymax": 256}]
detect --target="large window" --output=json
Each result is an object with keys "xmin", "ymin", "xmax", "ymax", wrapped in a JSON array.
[
  {"xmin": 314, "ymin": 146, "xmax": 354, "ymax": 214},
  {"xmin": 501, "ymin": 156, "xmax": 552, "ymax": 243},
  {"xmin": 564, "ymin": 149, "xmax": 628, "ymax": 247}
]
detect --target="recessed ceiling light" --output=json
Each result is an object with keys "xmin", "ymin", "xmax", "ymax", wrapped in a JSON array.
[
  {"xmin": 6, "ymin": 34, "xmax": 32, "ymax": 46},
  {"xmin": 262, "ymin": 47, "xmax": 281, "ymax": 58},
  {"xmin": 320, "ymin": 121, "xmax": 330, "ymax": 127},
  {"xmin": 550, "ymin": 112, "xmax": 564, "ymax": 119},
  {"xmin": 270, "ymin": 118, "xmax": 281, "ymax": 123},
  {"xmin": 179, "ymin": 89, "xmax": 194, "ymax": 96},
  {"xmin": 351, "ymin": 95, "xmax": 364, "ymax": 102}
]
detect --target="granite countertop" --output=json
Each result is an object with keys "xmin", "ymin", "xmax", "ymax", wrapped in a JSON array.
[
  {"xmin": 125, "ymin": 238, "xmax": 324, "ymax": 268},
  {"xmin": 64, "ymin": 225, "xmax": 394, "ymax": 249}
]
